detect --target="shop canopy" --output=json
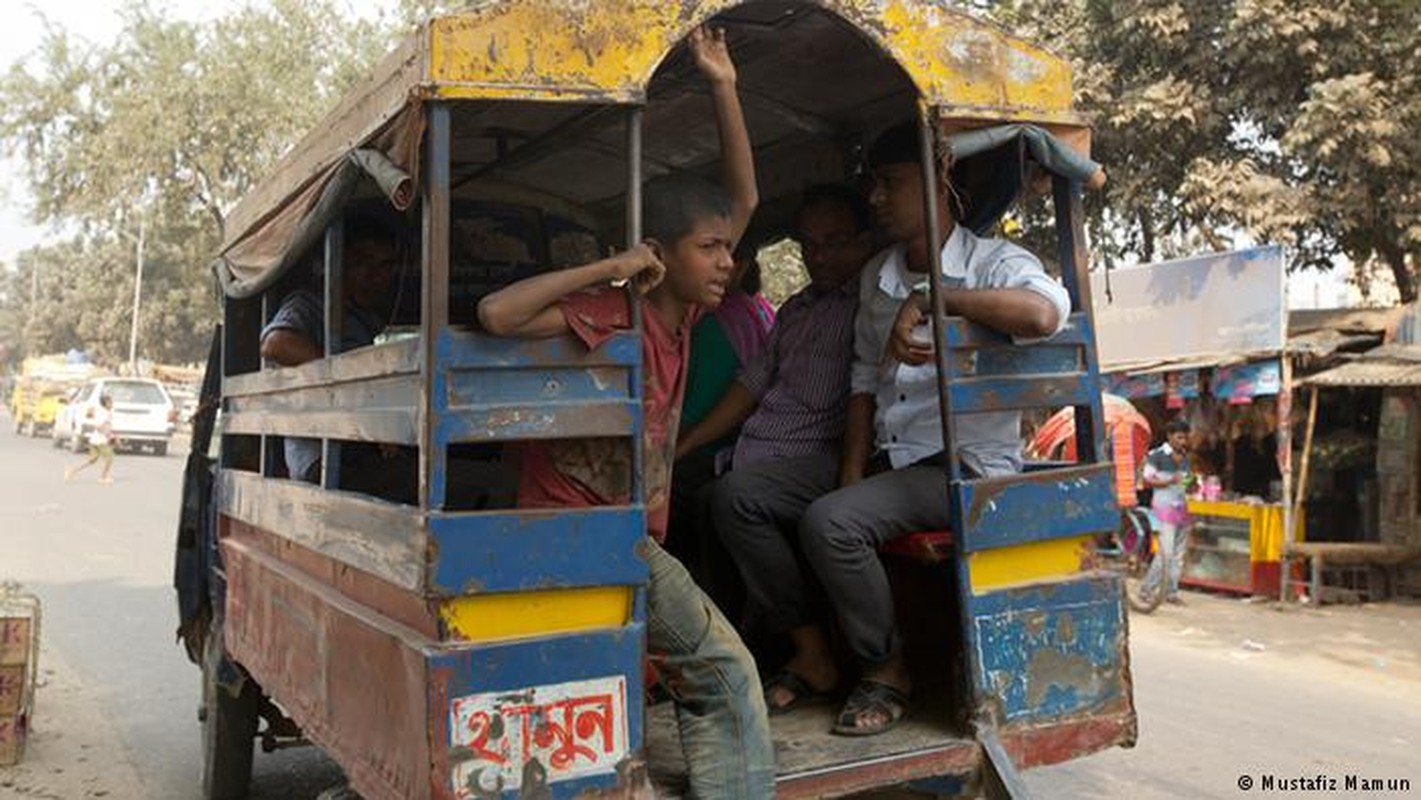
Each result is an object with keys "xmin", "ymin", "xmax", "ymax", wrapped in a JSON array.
[{"xmin": 1300, "ymin": 344, "xmax": 1421, "ymax": 388}]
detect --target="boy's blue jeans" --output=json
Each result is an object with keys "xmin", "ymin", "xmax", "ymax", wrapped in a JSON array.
[{"xmin": 645, "ymin": 539, "xmax": 775, "ymax": 799}]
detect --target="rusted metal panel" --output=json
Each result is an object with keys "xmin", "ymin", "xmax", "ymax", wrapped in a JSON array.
[
  {"xmin": 968, "ymin": 577, "xmax": 1131, "ymax": 727},
  {"xmin": 439, "ymin": 329, "xmax": 641, "ymax": 370},
  {"xmin": 224, "ymin": 338, "xmax": 420, "ymax": 398},
  {"xmin": 218, "ymin": 469, "xmax": 429, "ymax": 592},
  {"xmin": 425, "ymin": 2, "xmax": 1080, "ymax": 125},
  {"xmin": 427, "ymin": 508, "xmax": 648, "ymax": 596},
  {"xmin": 946, "ymin": 372, "xmax": 1097, "ymax": 413},
  {"xmin": 222, "ymin": 536, "xmax": 433, "ymax": 800},
  {"xmin": 774, "ymin": 742, "xmax": 979, "ymax": 799},
  {"xmin": 422, "ymin": 104, "xmax": 454, "ymax": 512},
  {"xmin": 955, "ymin": 464, "xmax": 1118, "ymax": 552},
  {"xmin": 222, "ymin": 407, "xmax": 415, "ymax": 444},
  {"xmin": 1001, "ymin": 707, "xmax": 1138, "ymax": 769},
  {"xmin": 225, "ymin": 518, "xmax": 440, "ymax": 638},
  {"xmin": 439, "ymin": 400, "xmax": 638, "ymax": 442},
  {"xmin": 951, "ymin": 344, "xmax": 1082, "ymax": 378},
  {"xmin": 446, "ymin": 366, "xmax": 630, "ymax": 407},
  {"xmin": 223, "ymin": 370, "xmax": 420, "ymax": 444}
]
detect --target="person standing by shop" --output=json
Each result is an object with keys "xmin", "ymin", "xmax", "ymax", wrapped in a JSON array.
[
  {"xmin": 64, "ymin": 394, "xmax": 115, "ymax": 485},
  {"xmin": 1143, "ymin": 419, "xmax": 1194, "ymax": 604}
]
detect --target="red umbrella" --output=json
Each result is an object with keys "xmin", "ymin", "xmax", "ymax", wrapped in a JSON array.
[{"xmin": 1027, "ymin": 394, "xmax": 1151, "ymax": 507}]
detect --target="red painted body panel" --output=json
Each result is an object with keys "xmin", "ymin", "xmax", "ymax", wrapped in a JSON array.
[
  {"xmin": 776, "ymin": 742, "xmax": 979, "ymax": 799},
  {"xmin": 222, "ymin": 534, "xmax": 435, "ymax": 800},
  {"xmin": 1004, "ymin": 708, "xmax": 1138, "ymax": 769}
]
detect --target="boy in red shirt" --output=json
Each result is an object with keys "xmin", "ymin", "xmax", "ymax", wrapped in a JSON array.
[{"xmin": 476, "ymin": 27, "xmax": 772, "ymax": 799}]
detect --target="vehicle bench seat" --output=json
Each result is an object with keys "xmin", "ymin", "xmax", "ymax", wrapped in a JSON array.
[{"xmin": 880, "ymin": 531, "xmax": 954, "ymax": 564}]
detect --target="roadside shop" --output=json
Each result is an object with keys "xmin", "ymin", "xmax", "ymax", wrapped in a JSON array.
[
  {"xmin": 1292, "ymin": 306, "xmax": 1421, "ymax": 601},
  {"xmin": 1092, "ymin": 247, "xmax": 1300, "ymax": 597}
]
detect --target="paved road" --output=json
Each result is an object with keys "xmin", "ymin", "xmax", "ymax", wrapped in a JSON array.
[
  {"xmin": 2, "ymin": 415, "xmax": 1419, "ymax": 799},
  {"xmin": 0, "ymin": 420, "xmax": 341, "ymax": 799}
]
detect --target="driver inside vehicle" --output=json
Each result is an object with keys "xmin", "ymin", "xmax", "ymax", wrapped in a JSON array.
[{"xmin": 259, "ymin": 215, "xmax": 417, "ymax": 500}]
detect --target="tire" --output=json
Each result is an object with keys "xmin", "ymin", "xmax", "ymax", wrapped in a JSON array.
[
  {"xmin": 52, "ymin": 431, "xmax": 63, "ymax": 449},
  {"xmin": 24, "ymin": 418, "xmax": 37, "ymax": 437},
  {"xmin": 13, "ymin": 416, "xmax": 23, "ymax": 434},
  {"xmin": 1121, "ymin": 510, "xmax": 1164, "ymax": 614},
  {"xmin": 71, "ymin": 434, "xmax": 87, "ymax": 454},
  {"xmin": 155, "ymin": 442, "xmax": 169, "ymax": 457},
  {"xmin": 201, "ymin": 621, "xmax": 259, "ymax": 800}
]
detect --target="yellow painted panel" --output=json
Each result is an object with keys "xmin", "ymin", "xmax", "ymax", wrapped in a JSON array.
[
  {"xmin": 1187, "ymin": 499, "xmax": 1304, "ymax": 562},
  {"xmin": 969, "ymin": 535, "xmax": 1094, "ymax": 595},
  {"xmin": 440, "ymin": 586, "xmax": 632, "ymax": 643},
  {"xmin": 424, "ymin": 1, "xmax": 1078, "ymax": 121}
]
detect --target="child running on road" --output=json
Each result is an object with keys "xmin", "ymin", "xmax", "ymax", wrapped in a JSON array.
[{"xmin": 65, "ymin": 394, "xmax": 115, "ymax": 484}]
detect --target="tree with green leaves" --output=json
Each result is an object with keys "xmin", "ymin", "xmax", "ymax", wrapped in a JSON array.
[
  {"xmin": 996, "ymin": 0, "xmax": 1421, "ymax": 301},
  {"xmin": 0, "ymin": 0, "xmax": 395, "ymax": 365}
]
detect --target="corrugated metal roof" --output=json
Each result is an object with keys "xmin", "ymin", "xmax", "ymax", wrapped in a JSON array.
[{"xmin": 1301, "ymin": 345, "xmax": 1421, "ymax": 387}]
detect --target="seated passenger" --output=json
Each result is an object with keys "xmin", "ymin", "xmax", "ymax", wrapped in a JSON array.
[
  {"xmin": 715, "ymin": 122, "xmax": 1070, "ymax": 736},
  {"xmin": 259, "ymin": 215, "xmax": 409, "ymax": 496},
  {"xmin": 678, "ymin": 185, "xmax": 873, "ymax": 615}
]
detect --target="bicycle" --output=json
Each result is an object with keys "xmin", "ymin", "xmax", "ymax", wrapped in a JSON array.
[{"xmin": 1098, "ymin": 505, "xmax": 1164, "ymax": 614}]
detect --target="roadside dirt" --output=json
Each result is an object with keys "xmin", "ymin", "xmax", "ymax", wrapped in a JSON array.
[
  {"xmin": 0, "ymin": 643, "xmax": 146, "ymax": 800},
  {"xmin": 1128, "ymin": 591, "xmax": 1421, "ymax": 696}
]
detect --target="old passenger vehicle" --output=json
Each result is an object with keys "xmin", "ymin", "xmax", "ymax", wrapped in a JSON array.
[{"xmin": 175, "ymin": 2, "xmax": 1134, "ymax": 798}]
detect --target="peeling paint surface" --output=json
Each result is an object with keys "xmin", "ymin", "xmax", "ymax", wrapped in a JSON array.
[
  {"xmin": 448, "ymin": 676, "xmax": 630, "ymax": 796},
  {"xmin": 971, "ymin": 578, "xmax": 1128, "ymax": 724},
  {"xmin": 423, "ymin": 0, "xmax": 1079, "ymax": 121}
]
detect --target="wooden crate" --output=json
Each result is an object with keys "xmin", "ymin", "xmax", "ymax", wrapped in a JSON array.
[{"xmin": 0, "ymin": 584, "xmax": 40, "ymax": 766}]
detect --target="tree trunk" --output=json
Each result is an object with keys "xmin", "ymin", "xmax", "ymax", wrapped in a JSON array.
[
  {"xmin": 1139, "ymin": 208, "xmax": 1156, "ymax": 264},
  {"xmin": 1379, "ymin": 239, "xmax": 1416, "ymax": 304}
]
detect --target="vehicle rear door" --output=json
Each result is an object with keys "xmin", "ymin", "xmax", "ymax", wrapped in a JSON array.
[{"xmin": 108, "ymin": 381, "xmax": 173, "ymax": 435}]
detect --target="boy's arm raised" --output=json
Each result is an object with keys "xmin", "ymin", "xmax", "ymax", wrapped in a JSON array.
[
  {"xmin": 477, "ymin": 245, "xmax": 664, "ymax": 338},
  {"xmin": 691, "ymin": 26, "xmax": 757, "ymax": 244}
]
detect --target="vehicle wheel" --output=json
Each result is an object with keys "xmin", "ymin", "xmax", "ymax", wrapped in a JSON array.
[
  {"xmin": 155, "ymin": 442, "xmax": 169, "ymax": 457},
  {"xmin": 71, "ymin": 434, "xmax": 87, "ymax": 454},
  {"xmin": 52, "ymin": 432, "xmax": 63, "ymax": 449},
  {"xmin": 1121, "ymin": 515, "xmax": 1164, "ymax": 614},
  {"xmin": 13, "ymin": 417, "xmax": 23, "ymax": 434},
  {"xmin": 24, "ymin": 418, "xmax": 37, "ymax": 437},
  {"xmin": 201, "ymin": 621, "xmax": 259, "ymax": 800}
]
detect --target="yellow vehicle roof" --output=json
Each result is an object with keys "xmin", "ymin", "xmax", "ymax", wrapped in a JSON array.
[
  {"xmin": 420, "ymin": 1, "xmax": 1076, "ymax": 113},
  {"xmin": 220, "ymin": 1, "xmax": 1084, "ymax": 297}
]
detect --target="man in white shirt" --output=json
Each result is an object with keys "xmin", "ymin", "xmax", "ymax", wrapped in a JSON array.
[{"xmin": 717, "ymin": 122, "xmax": 1070, "ymax": 736}]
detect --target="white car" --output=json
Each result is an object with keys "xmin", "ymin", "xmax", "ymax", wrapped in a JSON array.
[{"xmin": 53, "ymin": 378, "xmax": 177, "ymax": 455}]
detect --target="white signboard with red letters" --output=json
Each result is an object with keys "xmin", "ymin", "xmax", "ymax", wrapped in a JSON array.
[{"xmin": 449, "ymin": 675, "xmax": 629, "ymax": 796}]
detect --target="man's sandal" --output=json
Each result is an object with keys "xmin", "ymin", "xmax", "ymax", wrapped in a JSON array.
[
  {"xmin": 762, "ymin": 670, "xmax": 830, "ymax": 716},
  {"xmin": 831, "ymin": 679, "xmax": 910, "ymax": 736}
]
